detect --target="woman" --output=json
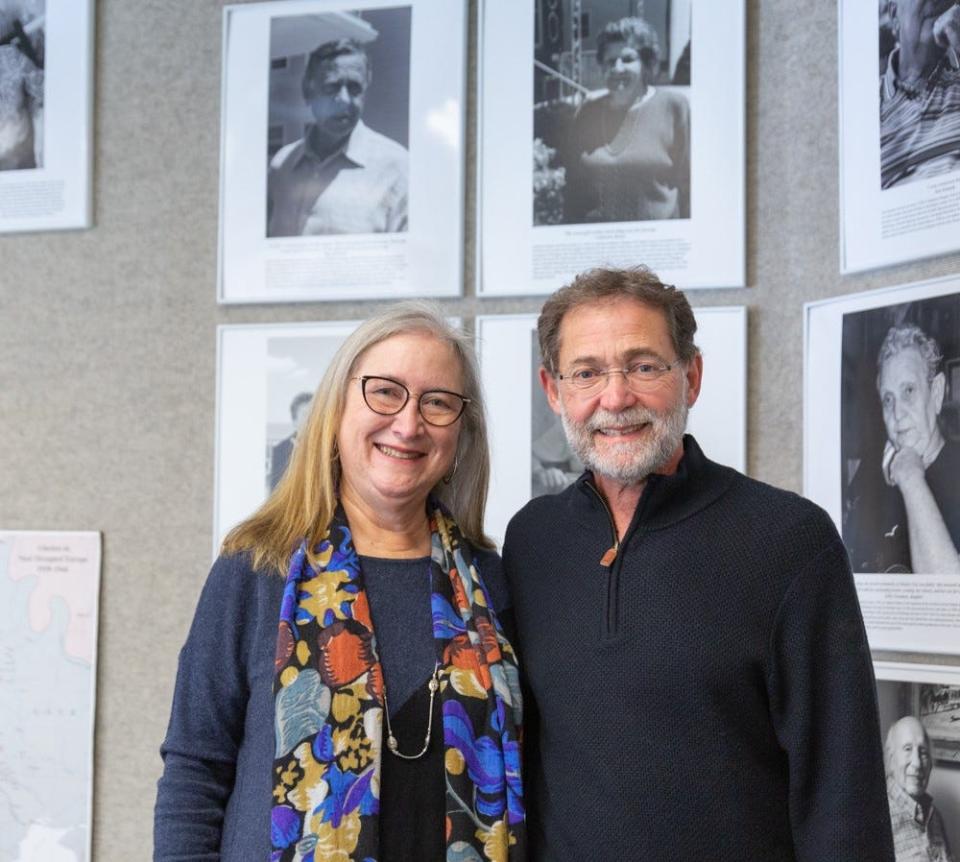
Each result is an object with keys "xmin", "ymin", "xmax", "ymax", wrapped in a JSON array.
[
  {"xmin": 564, "ymin": 17, "xmax": 690, "ymax": 224},
  {"xmin": 154, "ymin": 303, "xmax": 525, "ymax": 861}
]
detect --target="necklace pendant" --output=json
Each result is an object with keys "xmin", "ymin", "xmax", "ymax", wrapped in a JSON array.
[{"xmin": 387, "ymin": 735, "xmax": 398, "ymax": 751}]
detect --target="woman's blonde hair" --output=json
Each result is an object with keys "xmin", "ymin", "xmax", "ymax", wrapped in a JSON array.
[{"xmin": 222, "ymin": 301, "xmax": 493, "ymax": 575}]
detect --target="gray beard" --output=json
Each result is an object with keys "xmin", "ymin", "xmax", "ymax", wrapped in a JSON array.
[{"xmin": 560, "ymin": 397, "xmax": 689, "ymax": 486}]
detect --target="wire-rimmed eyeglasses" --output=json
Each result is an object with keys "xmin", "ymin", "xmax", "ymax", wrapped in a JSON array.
[
  {"xmin": 352, "ymin": 375, "xmax": 470, "ymax": 427},
  {"xmin": 557, "ymin": 360, "xmax": 676, "ymax": 396}
]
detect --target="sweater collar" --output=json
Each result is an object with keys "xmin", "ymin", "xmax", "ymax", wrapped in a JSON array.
[{"xmin": 574, "ymin": 435, "xmax": 735, "ymax": 532}]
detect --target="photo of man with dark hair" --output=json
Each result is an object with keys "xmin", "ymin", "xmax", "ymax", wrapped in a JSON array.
[
  {"xmin": 266, "ymin": 8, "xmax": 411, "ymax": 237},
  {"xmin": 267, "ymin": 391, "xmax": 313, "ymax": 491}
]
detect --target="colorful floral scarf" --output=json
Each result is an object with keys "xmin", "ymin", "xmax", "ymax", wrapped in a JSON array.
[{"xmin": 270, "ymin": 503, "xmax": 525, "ymax": 862}]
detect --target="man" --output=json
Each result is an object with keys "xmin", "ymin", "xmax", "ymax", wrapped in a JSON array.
[
  {"xmin": 503, "ymin": 267, "xmax": 894, "ymax": 860},
  {"xmin": 845, "ymin": 323, "xmax": 960, "ymax": 574},
  {"xmin": 880, "ymin": 1, "xmax": 960, "ymax": 188},
  {"xmin": 267, "ymin": 38, "xmax": 407, "ymax": 237},
  {"xmin": 885, "ymin": 716, "xmax": 954, "ymax": 861},
  {"xmin": 268, "ymin": 391, "xmax": 312, "ymax": 491}
]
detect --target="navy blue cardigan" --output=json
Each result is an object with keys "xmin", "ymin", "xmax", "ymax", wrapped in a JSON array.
[{"xmin": 154, "ymin": 550, "xmax": 511, "ymax": 861}]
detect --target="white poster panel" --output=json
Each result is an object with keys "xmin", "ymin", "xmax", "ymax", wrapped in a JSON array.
[
  {"xmin": 218, "ymin": 0, "xmax": 465, "ymax": 303},
  {"xmin": 479, "ymin": 306, "xmax": 746, "ymax": 545},
  {"xmin": 214, "ymin": 320, "xmax": 360, "ymax": 552},
  {"xmin": 478, "ymin": 0, "xmax": 745, "ymax": 295},
  {"xmin": 839, "ymin": 1, "xmax": 960, "ymax": 272},
  {"xmin": 875, "ymin": 668, "xmax": 960, "ymax": 852},
  {"xmin": 0, "ymin": 530, "xmax": 101, "ymax": 861},
  {"xmin": 805, "ymin": 275, "xmax": 960, "ymax": 654},
  {"xmin": 0, "ymin": 1, "xmax": 93, "ymax": 233}
]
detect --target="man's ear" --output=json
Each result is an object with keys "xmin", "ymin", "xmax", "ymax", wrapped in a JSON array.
[
  {"xmin": 685, "ymin": 353, "xmax": 703, "ymax": 407},
  {"xmin": 539, "ymin": 366, "xmax": 562, "ymax": 415},
  {"xmin": 932, "ymin": 371, "xmax": 946, "ymax": 414}
]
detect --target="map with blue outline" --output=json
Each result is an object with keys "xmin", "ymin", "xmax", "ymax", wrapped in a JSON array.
[{"xmin": 0, "ymin": 532, "xmax": 100, "ymax": 862}]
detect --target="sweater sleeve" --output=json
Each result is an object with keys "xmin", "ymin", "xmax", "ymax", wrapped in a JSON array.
[
  {"xmin": 765, "ymin": 535, "xmax": 895, "ymax": 862},
  {"xmin": 153, "ymin": 556, "xmax": 256, "ymax": 860}
]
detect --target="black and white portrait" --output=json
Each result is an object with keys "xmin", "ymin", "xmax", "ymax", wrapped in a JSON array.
[
  {"xmin": 840, "ymin": 292, "xmax": 960, "ymax": 574},
  {"xmin": 530, "ymin": 331, "xmax": 582, "ymax": 496},
  {"xmin": 265, "ymin": 334, "xmax": 344, "ymax": 492},
  {"xmin": 879, "ymin": 0, "xmax": 960, "ymax": 190},
  {"xmin": 0, "ymin": 0, "xmax": 43, "ymax": 171},
  {"xmin": 532, "ymin": 0, "xmax": 691, "ymax": 226},
  {"xmin": 266, "ymin": 7, "xmax": 411, "ymax": 237},
  {"xmin": 877, "ymin": 679, "xmax": 960, "ymax": 860}
]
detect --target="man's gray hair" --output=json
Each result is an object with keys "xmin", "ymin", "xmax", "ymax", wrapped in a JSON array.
[
  {"xmin": 537, "ymin": 266, "xmax": 699, "ymax": 374},
  {"xmin": 876, "ymin": 323, "xmax": 943, "ymax": 386}
]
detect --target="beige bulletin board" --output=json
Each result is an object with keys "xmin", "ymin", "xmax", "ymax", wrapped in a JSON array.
[{"xmin": 2, "ymin": 1, "xmax": 960, "ymax": 857}]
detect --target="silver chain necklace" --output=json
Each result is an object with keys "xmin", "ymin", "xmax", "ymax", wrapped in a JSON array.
[{"xmin": 382, "ymin": 662, "xmax": 441, "ymax": 760}]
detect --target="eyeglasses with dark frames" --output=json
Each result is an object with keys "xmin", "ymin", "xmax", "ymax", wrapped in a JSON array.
[{"xmin": 352, "ymin": 375, "xmax": 470, "ymax": 427}]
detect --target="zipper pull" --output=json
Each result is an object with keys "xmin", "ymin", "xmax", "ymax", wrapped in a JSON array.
[{"xmin": 600, "ymin": 545, "xmax": 618, "ymax": 567}]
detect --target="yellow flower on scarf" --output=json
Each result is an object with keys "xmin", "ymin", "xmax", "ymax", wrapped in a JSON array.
[
  {"xmin": 299, "ymin": 568, "xmax": 355, "ymax": 622},
  {"xmin": 308, "ymin": 809, "xmax": 362, "ymax": 861},
  {"xmin": 477, "ymin": 819, "xmax": 513, "ymax": 862},
  {"xmin": 287, "ymin": 741, "xmax": 328, "ymax": 813}
]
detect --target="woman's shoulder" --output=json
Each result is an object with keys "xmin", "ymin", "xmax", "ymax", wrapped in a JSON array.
[
  {"xmin": 574, "ymin": 90, "xmax": 610, "ymax": 119},
  {"xmin": 199, "ymin": 551, "xmax": 286, "ymax": 613}
]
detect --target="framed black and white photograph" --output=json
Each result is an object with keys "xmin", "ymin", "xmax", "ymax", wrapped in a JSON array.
[
  {"xmin": 805, "ymin": 275, "xmax": 960, "ymax": 655},
  {"xmin": 0, "ymin": 0, "xmax": 93, "ymax": 232},
  {"xmin": 478, "ymin": 0, "xmax": 744, "ymax": 295},
  {"xmin": 874, "ymin": 665, "xmax": 960, "ymax": 857},
  {"xmin": 214, "ymin": 320, "xmax": 360, "ymax": 551},
  {"xmin": 839, "ymin": 0, "xmax": 960, "ymax": 272},
  {"xmin": 478, "ymin": 306, "xmax": 747, "ymax": 545},
  {"xmin": 219, "ymin": 0, "xmax": 465, "ymax": 303}
]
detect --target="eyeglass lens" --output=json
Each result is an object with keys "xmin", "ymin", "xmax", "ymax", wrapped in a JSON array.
[{"xmin": 567, "ymin": 364, "xmax": 672, "ymax": 394}]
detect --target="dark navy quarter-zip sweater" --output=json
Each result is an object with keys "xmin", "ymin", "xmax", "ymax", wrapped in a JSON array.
[{"xmin": 503, "ymin": 436, "xmax": 894, "ymax": 862}]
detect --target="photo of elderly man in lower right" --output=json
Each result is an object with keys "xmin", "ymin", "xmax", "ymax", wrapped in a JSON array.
[
  {"xmin": 877, "ymin": 679, "xmax": 959, "ymax": 861},
  {"xmin": 841, "ymin": 292, "xmax": 960, "ymax": 574}
]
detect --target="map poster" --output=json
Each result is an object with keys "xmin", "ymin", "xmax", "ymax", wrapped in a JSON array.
[{"xmin": 0, "ymin": 530, "xmax": 101, "ymax": 861}]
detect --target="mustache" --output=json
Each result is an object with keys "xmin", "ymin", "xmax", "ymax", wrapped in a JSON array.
[{"xmin": 584, "ymin": 407, "xmax": 660, "ymax": 432}]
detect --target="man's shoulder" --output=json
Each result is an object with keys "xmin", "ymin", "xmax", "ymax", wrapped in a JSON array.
[
  {"xmin": 351, "ymin": 122, "xmax": 408, "ymax": 171},
  {"xmin": 272, "ymin": 435, "xmax": 294, "ymax": 454},
  {"xmin": 503, "ymin": 481, "xmax": 588, "ymax": 556},
  {"xmin": 721, "ymin": 467, "xmax": 837, "ymax": 536},
  {"xmin": 269, "ymin": 137, "xmax": 306, "ymax": 172},
  {"xmin": 510, "ymin": 481, "xmax": 581, "ymax": 525}
]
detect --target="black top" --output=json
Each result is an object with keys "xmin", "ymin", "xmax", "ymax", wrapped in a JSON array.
[
  {"xmin": 363, "ymin": 554, "xmax": 512, "ymax": 862},
  {"xmin": 844, "ymin": 437, "xmax": 960, "ymax": 572},
  {"xmin": 503, "ymin": 436, "xmax": 894, "ymax": 862}
]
